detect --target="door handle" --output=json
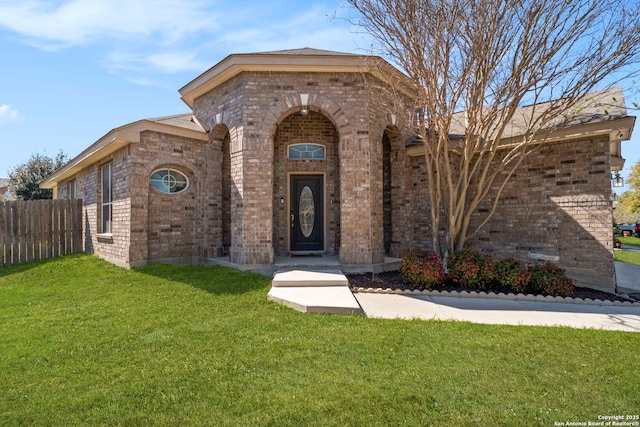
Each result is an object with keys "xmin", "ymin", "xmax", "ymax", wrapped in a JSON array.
[{"xmin": 291, "ymin": 209, "xmax": 294, "ymax": 228}]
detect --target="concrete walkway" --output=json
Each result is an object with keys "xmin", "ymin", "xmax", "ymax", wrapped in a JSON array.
[
  {"xmin": 353, "ymin": 292, "xmax": 640, "ymax": 332},
  {"xmin": 265, "ymin": 256, "xmax": 640, "ymax": 333},
  {"xmin": 353, "ymin": 259, "xmax": 640, "ymax": 332},
  {"xmin": 615, "ymin": 245, "xmax": 640, "ymax": 296}
]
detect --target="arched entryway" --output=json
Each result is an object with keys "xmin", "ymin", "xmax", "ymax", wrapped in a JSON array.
[
  {"xmin": 381, "ymin": 126, "xmax": 405, "ymax": 257},
  {"xmin": 208, "ymin": 125, "xmax": 232, "ymax": 257},
  {"xmin": 272, "ymin": 110, "xmax": 340, "ymax": 255}
]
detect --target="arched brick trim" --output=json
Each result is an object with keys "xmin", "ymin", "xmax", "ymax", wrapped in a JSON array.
[
  {"xmin": 257, "ymin": 93, "xmax": 353, "ymax": 142},
  {"xmin": 209, "ymin": 123, "xmax": 229, "ymax": 148},
  {"xmin": 209, "ymin": 120, "xmax": 242, "ymax": 152}
]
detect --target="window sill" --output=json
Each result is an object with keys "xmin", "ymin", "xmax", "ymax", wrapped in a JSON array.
[{"xmin": 97, "ymin": 233, "xmax": 114, "ymax": 242}]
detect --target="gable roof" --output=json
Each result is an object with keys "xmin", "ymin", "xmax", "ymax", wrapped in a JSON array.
[
  {"xmin": 40, "ymin": 114, "xmax": 207, "ymax": 189},
  {"xmin": 178, "ymin": 47, "xmax": 414, "ymax": 108}
]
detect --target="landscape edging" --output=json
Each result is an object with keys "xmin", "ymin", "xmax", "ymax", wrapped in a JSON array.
[{"xmin": 351, "ymin": 287, "xmax": 640, "ymax": 307}]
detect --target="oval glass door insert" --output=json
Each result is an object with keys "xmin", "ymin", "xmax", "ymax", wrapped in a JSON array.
[{"xmin": 299, "ymin": 185, "xmax": 315, "ymax": 238}]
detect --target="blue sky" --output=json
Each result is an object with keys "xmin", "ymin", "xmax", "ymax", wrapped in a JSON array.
[{"xmin": 1, "ymin": 0, "xmax": 639, "ymax": 193}]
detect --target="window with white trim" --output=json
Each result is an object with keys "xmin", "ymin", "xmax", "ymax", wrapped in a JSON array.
[
  {"xmin": 101, "ymin": 163, "xmax": 113, "ymax": 234},
  {"xmin": 288, "ymin": 143, "xmax": 326, "ymax": 159},
  {"xmin": 150, "ymin": 168, "xmax": 189, "ymax": 194},
  {"xmin": 68, "ymin": 180, "xmax": 76, "ymax": 199}
]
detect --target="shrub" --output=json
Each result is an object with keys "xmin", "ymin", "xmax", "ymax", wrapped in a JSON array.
[
  {"xmin": 399, "ymin": 250, "xmax": 446, "ymax": 290},
  {"xmin": 528, "ymin": 262, "xmax": 575, "ymax": 297},
  {"xmin": 493, "ymin": 258, "xmax": 532, "ymax": 293},
  {"xmin": 446, "ymin": 250, "xmax": 495, "ymax": 289},
  {"xmin": 614, "ymin": 236, "xmax": 622, "ymax": 249}
]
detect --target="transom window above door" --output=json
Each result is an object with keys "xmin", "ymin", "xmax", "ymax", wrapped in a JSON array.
[{"xmin": 288, "ymin": 143, "xmax": 326, "ymax": 160}]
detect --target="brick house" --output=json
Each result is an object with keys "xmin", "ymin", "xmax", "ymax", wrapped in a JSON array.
[{"xmin": 40, "ymin": 48, "xmax": 634, "ymax": 292}]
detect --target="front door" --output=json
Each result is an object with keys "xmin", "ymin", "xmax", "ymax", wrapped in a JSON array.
[{"xmin": 290, "ymin": 175, "xmax": 324, "ymax": 252}]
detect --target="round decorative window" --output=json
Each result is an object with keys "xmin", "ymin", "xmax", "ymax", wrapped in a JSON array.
[{"xmin": 150, "ymin": 169, "xmax": 189, "ymax": 194}]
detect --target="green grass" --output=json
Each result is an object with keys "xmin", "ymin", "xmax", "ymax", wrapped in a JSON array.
[
  {"xmin": 614, "ymin": 248, "xmax": 640, "ymax": 265},
  {"xmin": 1, "ymin": 254, "xmax": 638, "ymax": 426},
  {"xmin": 615, "ymin": 236, "xmax": 640, "ymax": 265},
  {"xmin": 618, "ymin": 236, "xmax": 640, "ymax": 247}
]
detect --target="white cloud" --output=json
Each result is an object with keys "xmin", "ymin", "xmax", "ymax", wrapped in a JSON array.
[
  {"xmin": 0, "ymin": 105, "xmax": 21, "ymax": 124},
  {"xmin": 0, "ymin": 1, "xmax": 367, "ymax": 75},
  {"xmin": 106, "ymin": 50, "xmax": 208, "ymax": 74},
  {"xmin": 0, "ymin": 0, "xmax": 214, "ymax": 49},
  {"xmin": 214, "ymin": 4, "xmax": 368, "ymax": 55}
]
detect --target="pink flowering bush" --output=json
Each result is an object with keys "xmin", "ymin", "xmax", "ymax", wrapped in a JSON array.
[
  {"xmin": 446, "ymin": 250, "xmax": 495, "ymax": 289},
  {"xmin": 399, "ymin": 250, "xmax": 446, "ymax": 290},
  {"xmin": 494, "ymin": 258, "xmax": 532, "ymax": 293},
  {"xmin": 399, "ymin": 249, "xmax": 576, "ymax": 297},
  {"xmin": 528, "ymin": 262, "xmax": 575, "ymax": 297}
]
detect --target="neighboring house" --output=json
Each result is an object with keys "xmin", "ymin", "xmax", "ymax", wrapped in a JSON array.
[
  {"xmin": 40, "ymin": 48, "xmax": 635, "ymax": 292},
  {"xmin": 0, "ymin": 178, "xmax": 10, "ymax": 201}
]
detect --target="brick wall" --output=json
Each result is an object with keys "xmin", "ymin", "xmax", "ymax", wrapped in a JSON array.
[
  {"xmin": 408, "ymin": 136, "xmax": 615, "ymax": 291},
  {"xmin": 63, "ymin": 146, "xmax": 133, "ymax": 267},
  {"xmin": 130, "ymin": 130, "xmax": 216, "ymax": 265},
  {"xmin": 56, "ymin": 63, "xmax": 617, "ymax": 288},
  {"xmin": 192, "ymin": 71, "xmax": 388, "ymax": 265},
  {"xmin": 272, "ymin": 111, "xmax": 340, "ymax": 255}
]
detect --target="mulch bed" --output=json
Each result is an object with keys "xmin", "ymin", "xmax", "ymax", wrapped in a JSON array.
[{"xmin": 346, "ymin": 271, "xmax": 637, "ymax": 303}]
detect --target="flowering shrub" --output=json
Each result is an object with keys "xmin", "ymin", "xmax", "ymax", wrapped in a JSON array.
[
  {"xmin": 399, "ymin": 250, "xmax": 446, "ymax": 290},
  {"xmin": 527, "ymin": 262, "xmax": 575, "ymax": 297},
  {"xmin": 446, "ymin": 250, "xmax": 495, "ymax": 289},
  {"xmin": 400, "ymin": 249, "xmax": 576, "ymax": 297},
  {"xmin": 493, "ymin": 258, "xmax": 532, "ymax": 293}
]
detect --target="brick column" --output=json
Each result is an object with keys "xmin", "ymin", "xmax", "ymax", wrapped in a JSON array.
[
  {"xmin": 229, "ymin": 133, "xmax": 275, "ymax": 265},
  {"xmin": 339, "ymin": 133, "xmax": 385, "ymax": 265}
]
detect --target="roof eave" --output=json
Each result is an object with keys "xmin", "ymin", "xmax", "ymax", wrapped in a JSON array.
[
  {"xmin": 501, "ymin": 115, "xmax": 636, "ymax": 146},
  {"xmin": 406, "ymin": 116, "xmax": 636, "ymax": 157},
  {"xmin": 178, "ymin": 52, "xmax": 416, "ymax": 108},
  {"xmin": 40, "ymin": 119, "xmax": 208, "ymax": 189}
]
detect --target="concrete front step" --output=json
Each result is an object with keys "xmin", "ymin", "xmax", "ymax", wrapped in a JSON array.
[
  {"xmin": 271, "ymin": 269, "xmax": 348, "ymax": 287},
  {"xmin": 268, "ymin": 286, "xmax": 363, "ymax": 315},
  {"xmin": 268, "ymin": 269, "xmax": 362, "ymax": 315}
]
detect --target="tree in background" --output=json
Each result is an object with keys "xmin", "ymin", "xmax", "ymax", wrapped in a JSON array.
[
  {"xmin": 7, "ymin": 151, "xmax": 67, "ymax": 200},
  {"xmin": 349, "ymin": 0, "xmax": 640, "ymax": 260},
  {"xmin": 615, "ymin": 160, "xmax": 640, "ymax": 222}
]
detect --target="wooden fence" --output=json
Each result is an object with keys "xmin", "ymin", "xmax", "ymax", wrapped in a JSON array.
[{"xmin": 0, "ymin": 199, "xmax": 83, "ymax": 267}]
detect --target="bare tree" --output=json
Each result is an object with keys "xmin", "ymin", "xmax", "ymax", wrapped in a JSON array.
[{"xmin": 349, "ymin": 0, "xmax": 640, "ymax": 260}]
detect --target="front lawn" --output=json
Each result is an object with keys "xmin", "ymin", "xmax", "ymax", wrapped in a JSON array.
[
  {"xmin": 1, "ymin": 255, "xmax": 638, "ymax": 426},
  {"xmin": 615, "ymin": 236, "xmax": 640, "ymax": 265},
  {"xmin": 618, "ymin": 236, "xmax": 640, "ymax": 247},
  {"xmin": 614, "ymin": 248, "xmax": 640, "ymax": 265}
]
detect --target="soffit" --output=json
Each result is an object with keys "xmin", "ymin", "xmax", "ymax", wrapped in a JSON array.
[
  {"xmin": 40, "ymin": 116, "xmax": 207, "ymax": 189},
  {"xmin": 178, "ymin": 48, "xmax": 415, "ymax": 108}
]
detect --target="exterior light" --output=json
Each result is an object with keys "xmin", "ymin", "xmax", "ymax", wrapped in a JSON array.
[
  {"xmin": 612, "ymin": 172, "xmax": 624, "ymax": 188},
  {"xmin": 300, "ymin": 93, "xmax": 309, "ymax": 116}
]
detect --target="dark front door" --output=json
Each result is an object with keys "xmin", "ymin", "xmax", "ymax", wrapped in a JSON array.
[{"xmin": 290, "ymin": 175, "xmax": 324, "ymax": 252}]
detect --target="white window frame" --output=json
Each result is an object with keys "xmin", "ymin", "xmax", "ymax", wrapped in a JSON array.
[
  {"xmin": 287, "ymin": 143, "xmax": 326, "ymax": 160},
  {"xmin": 149, "ymin": 168, "xmax": 190, "ymax": 194},
  {"xmin": 101, "ymin": 163, "xmax": 113, "ymax": 234},
  {"xmin": 68, "ymin": 180, "xmax": 76, "ymax": 199}
]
